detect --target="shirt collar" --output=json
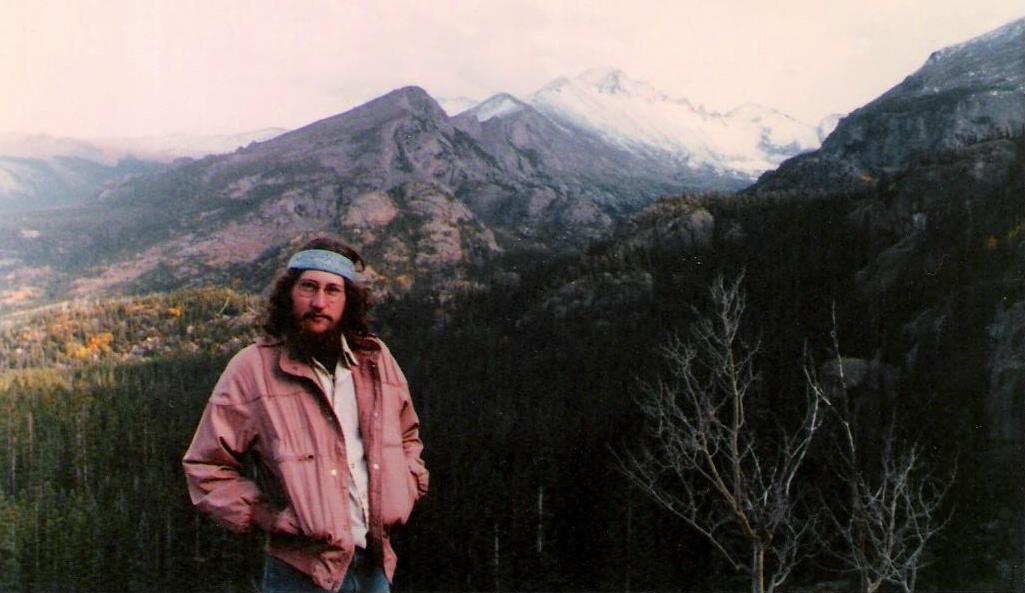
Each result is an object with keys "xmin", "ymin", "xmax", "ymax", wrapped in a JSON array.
[
  {"xmin": 339, "ymin": 334, "xmax": 358, "ymax": 368},
  {"xmin": 309, "ymin": 334, "xmax": 359, "ymax": 375}
]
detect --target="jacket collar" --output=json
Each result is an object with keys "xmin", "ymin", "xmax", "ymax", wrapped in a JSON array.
[{"xmin": 258, "ymin": 334, "xmax": 381, "ymax": 381}]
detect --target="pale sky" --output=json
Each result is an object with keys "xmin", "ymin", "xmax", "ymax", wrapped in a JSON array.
[{"xmin": 1, "ymin": 0, "xmax": 1022, "ymax": 139}]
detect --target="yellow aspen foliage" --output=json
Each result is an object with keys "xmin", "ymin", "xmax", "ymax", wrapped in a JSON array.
[
  {"xmin": 86, "ymin": 332, "xmax": 113, "ymax": 353},
  {"xmin": 65, "ymin": 341, "xmax": 92, "ymax": 360},
  {"xmin": 165, "ymin": 306, "xmax": 183, "ymax": 318},
  {"xmin": 395, "ymin": 274, "xmax": 414, "ymax": 290}
]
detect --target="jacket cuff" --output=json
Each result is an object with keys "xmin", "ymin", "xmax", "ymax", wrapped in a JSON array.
[{"xmin": 414, "ymin": 469, "xmax": 429, "ymax": 498}]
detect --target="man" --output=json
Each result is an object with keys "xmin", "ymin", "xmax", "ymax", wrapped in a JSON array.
[{"xmin": 183, "ymin": 236, "xmax": 428, "ymax": 593}]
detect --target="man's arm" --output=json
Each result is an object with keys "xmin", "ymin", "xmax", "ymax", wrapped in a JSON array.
[
  {"xmin": 181, "ymin": 352, "xmax": 295, "ymax": 535},
  {"xmin": 377, "ymin": 341, "xmax": 429, "ymax": 500},
  {"xmin": 399, "ymin": 391, "xmax": 429, "ymax": 501},
  {"xmin": 182, "ymin": 399, "xmax": 277, "ymax": 533}
]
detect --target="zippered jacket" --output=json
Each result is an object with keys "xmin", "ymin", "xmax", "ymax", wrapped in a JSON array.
[{"xmin": 182, "ymin": 335, "xmax": 428, "ymax": 590}]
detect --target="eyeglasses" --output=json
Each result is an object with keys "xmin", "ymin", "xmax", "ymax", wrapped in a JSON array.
[{"xmin": 294, "ymin": 279, "xmax": 345, "ymax": 301}]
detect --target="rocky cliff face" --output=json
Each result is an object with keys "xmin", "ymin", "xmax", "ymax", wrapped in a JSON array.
[
  {"xmin": 747, "ymin": 19, "xmax": 1025, "ymax": 455},
  {"xmin": 752, "ymin": 18, "xmax": 1023, "ymax": 193}
]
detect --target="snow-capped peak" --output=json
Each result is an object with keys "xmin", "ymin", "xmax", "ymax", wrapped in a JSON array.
[
  {"xmin": 528, "ymin": 68, "xmax": 821, "ymax": 177},
  {"xmin": 909, "ymin": 17, "xmax": 1025, "ymax": 97},
  {"xmin": 578, "ymin": 67, "xmax": 629, "ymax": 94},
  {"xmin": 577, "ymin": 67, "xmax": 662, "ymax": 98},
  {"xmin": 468, "ymin": 93, "xmax": 527, "ymax": 122}
]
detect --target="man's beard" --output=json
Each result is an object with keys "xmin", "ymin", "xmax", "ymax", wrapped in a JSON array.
[{"xmin": 285, "ymin": 313, "xmax": 343, "ymax": 369}]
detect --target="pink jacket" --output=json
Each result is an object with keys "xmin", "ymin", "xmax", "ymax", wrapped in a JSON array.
[{"xmin": 182, "ymin": 335, "xmax": 428, "ymax": 590}]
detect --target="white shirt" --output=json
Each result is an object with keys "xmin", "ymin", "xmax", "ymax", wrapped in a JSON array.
[{"xmin": 311, "ymin": 336, "xmax": 369, "ymax": 549}]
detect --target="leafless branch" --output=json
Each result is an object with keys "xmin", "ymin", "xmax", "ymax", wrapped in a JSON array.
[
  {"xmin": 615, "ymin": 274, "xmax": 822, "ymax": 593},
  {"xmin": 817, "ymin": 306, "xmax": 956, "ymax": 593}
]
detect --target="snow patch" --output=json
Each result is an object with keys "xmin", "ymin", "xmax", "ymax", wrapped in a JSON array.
[
  {"xmin": 530, "ymin": 69, "xmax": 820, "ymax": 177},
  {"xmin": 816, "ymin": 114, "xmax": 844, "ymax": 142},
  {"xmin": 473, "ymin": 94, "xmax": 525, "ymax": 122}
]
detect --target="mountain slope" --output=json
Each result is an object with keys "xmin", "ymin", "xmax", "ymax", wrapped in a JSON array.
[
  {"xmin": 0, "ymin": 87, "xmax": 588, "ymax": 306},
  {"xmin": 452, "ymin": 93, "xmax": 689, "ymax": 210},
  {"xmin": 0, "ymin": 129, "xmax": 286, "ymax": 211},
  {"xmin": 751, "ymin": 18, "xmax": 1024, "ymax": 192},
  {"xmin": 0, "ymin": 155, "xmax": 161, "ymax": 211},
  {"xmin": 11, "ymin": 79, "xmax": 799, "ymax": 307},
  {"xmin": 529, "ymin": 68, "xmax": 820, "ymax": 180}
]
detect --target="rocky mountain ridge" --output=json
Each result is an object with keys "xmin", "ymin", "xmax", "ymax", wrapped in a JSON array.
[
  {"xmin": 3, "ymin": 76, "xmax": 811, "ymax": 307},
  {"xmin": 4, "ymin": 67, "xmax": 826, "ymax": 213},
  {"xmin": 529, "ymin": 68, "xmax": 825, "ymax": 178},
  {"xmin": 735, "ymin": 18, "xmax": 1025, "ymax": 476},
  {"xmin": 3, "ymin": 21, "xmax": 1020, "ymax": 313},
  {"xmin": 752, "ymin": 17, "xmax": 1024, "ymax": 193}
]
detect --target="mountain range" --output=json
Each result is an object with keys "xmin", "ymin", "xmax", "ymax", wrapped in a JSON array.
[
  {"xmin": 0, "ymin": 68, "xmax": 834, "ymax": 305},
  {"xmin": 0, "ymin": 18, "xmax": 1021, "ymax": 592},
  {"xmin": 0, "ymin": 129, "xmax": 286, "ymax": 210},
  {"xmin": 1, "ymin": 69, "xmax": 831, "ymax": 213},
  {"xmin": 0, "ymin": 18, "xmax": 1021, "ymax": 312}
]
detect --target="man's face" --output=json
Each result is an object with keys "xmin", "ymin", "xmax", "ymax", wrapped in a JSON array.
[{"xmin": 290, "ymin": 269, "xmax": 347, "ymax": 335}]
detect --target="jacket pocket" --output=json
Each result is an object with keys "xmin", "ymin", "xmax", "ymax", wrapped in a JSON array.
[
  {"xmin": 380, "ymin": 383, "xmax": 408, "ymax": 446},
  {"xmin": 270, "ymin": 439, "xmax": 315, "ymax": 462},
  {"xmin": 258, "ymin": 390, "xmax": 320, "ymax": 458},
  {"xmin": 380, "ymin": 445, "xmax": 416, "ymax": 528}
]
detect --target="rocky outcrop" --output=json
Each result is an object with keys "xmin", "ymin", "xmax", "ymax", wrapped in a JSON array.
[
  {"xmin": 533, "ymin": 270, "xmax": 655, "ymax": 323},
  {"xmin": 613, "ymin": 196, "xmax": 715, "ymax": 252},
  {"xmin": 751, "ymin": 19, "xmax": 1023, "ymax": 194},
  {"xmin": 988, "ymin": 301, "xmax": 1025, "ymax": 444}
]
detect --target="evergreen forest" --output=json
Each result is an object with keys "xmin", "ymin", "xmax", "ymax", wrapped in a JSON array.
[{"xmin": 0, "ymin": 139, "xmax": 1022, "ymax": 592}]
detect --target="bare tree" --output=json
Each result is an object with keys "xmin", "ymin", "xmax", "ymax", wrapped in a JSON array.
[
  {"xmin": 614, "ymin": 275, "xmax": 822, "ymax": 593},
  {"xmin": 814, "ymin": 309, "xmax": 955, "ymax": 593}
]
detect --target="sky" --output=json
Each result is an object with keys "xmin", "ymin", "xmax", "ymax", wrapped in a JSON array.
[{"xmin": 1, "ymin": 0, "xmax": 1022, "ymax": 139}]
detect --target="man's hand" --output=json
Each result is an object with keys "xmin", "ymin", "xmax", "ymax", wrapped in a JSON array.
[{"xmin": 272, "ymin": 507, "xmax": 301, "ymax": 535}]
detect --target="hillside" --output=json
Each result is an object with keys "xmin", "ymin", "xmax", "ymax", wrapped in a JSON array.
[
  {"xmin": 0, "ymin": 68, "xmax": 832, "ymax": 314},
  {"xmin": 0, "ymin": 18, "xmax": 1022, "ymax": 592},
  {"xmin": 0, "ymin": 287, "xmax": 259, "ymax": 370},
  {"xmin": 1, "ymin": 152, "xmax": 1019, "ymax": 590}
]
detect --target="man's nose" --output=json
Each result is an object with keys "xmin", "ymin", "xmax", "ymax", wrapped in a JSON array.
[{"xmin": 310, "ymin": 289, "xmax": 328, "ymax": 308}]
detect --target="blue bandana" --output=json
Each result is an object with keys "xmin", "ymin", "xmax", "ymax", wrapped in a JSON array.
[{"xmin": 287, "ymin": 249, "xmax": 357, "ymax": 281}]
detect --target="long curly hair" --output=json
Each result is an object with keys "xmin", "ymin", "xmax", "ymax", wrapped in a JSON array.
[{"xmin": 262, "ymin": 236, "xmax": 373, "ymax": 348}]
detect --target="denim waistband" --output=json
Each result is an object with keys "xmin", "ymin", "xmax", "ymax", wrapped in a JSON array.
[{"xmin": 350, "ymin": 547, "xmax": 369, "ymax": 569}]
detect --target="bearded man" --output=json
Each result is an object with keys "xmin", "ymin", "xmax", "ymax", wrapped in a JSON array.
[{"xmin": 183, "ymin": 236, "xmax": 428, "ymax": 593}]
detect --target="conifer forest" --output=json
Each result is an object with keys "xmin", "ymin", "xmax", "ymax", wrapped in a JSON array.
[{"xmin": 0, "ymin": 144, "xmax": 1022, "ymax": 592}]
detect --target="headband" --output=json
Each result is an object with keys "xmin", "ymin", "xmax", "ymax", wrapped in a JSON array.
[{"xmin": 287, "ymin": 249, "xmax": 357, "ymax": 281}]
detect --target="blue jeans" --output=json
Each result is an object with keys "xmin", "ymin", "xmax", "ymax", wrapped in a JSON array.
[{"xmin": 261, "ymin": 549, "xmax": 390, "ymax": 593}]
